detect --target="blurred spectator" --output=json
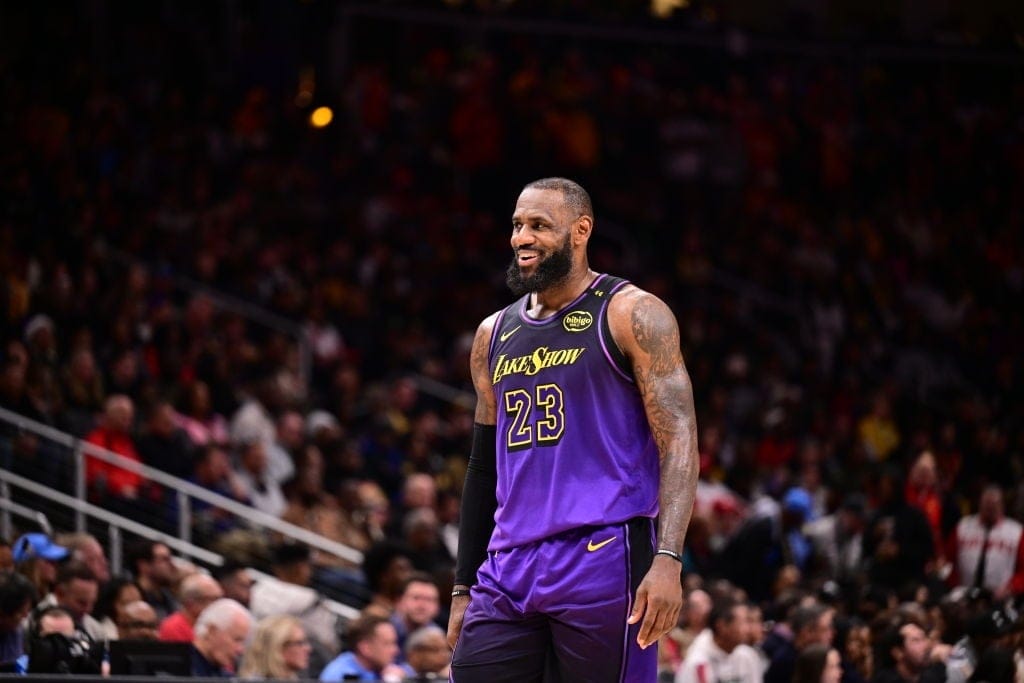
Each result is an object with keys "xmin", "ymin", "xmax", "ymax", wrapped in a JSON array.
[
  {"xmin": 176, "ymin": 381, "xmax": 230, "ymax": 448},
  {"xmin": 319, "ymin": 614, "xmax": 407, "ymax": 683},
  {"xmin": 136, "ymin": 400, "xmax": 196, "ymax": 480},
  {"xmin": 159, "ymin": 573, "xmax": 224, "ymax": 643},
  {"xmin": 59, "ymin": 348, "xmax": 104, "ymax": 434},
  {"xmin": 675, "ymin": 598, "xmax": 752, "ymax": 683},
  {"xmin": 12, "ymin": 533, "xmax": 68, "ymax": 601},
  {"xmin": 389, "ymin": 572, "xmax": 440, "ymax": 661},
  {"xmin": 116, "ymin": 601, "xmax": 160, "ymax": 641},
  {"xmin": 764, "ymin": 604, "xmax": 835, "ymax": 683},
  {"xmin": 42, "ymin": 561, "xmax": 102, "ymax": 643},
  {"xmin": 92, "ymin": 576, "xmax": 142, "ymax": 640},
  {"xmin": 233, "ymin": 439, "xmax": 287, "ymax": 518},
  {"xmin": 404, "ymin": 625, "xmax": 451, "ymax": 679},
  {"xmin": 947, "ymin": 485, "xmax": 1024, "ymax": 600},
  {"xmin": 870, "ymin": 615, "xmax": 945, "ymax": 683},
  {"xmin": 125, "ymin": 540, "xmax": 179, "ymax": 620},
  {"xmin": 210, "ymin": 562, "xmax": 254, "ymax": 609},
  {"xmin": 792, "ymin": 643, "xmax": 842, "ymax": 683},
  {"xmin": 805, "ymin": 494, "xmax": 867, "ymax": 587},
  {"xmin": 238, "ymin": 614, "xmax": 312, "ymax": 680},
  {"xmin": 903, "ymin": 451, "xmax": 959, "ymax": 570},
  {"xmin": 401, "ymin": 507, "xmax": 454, "ymax": 582},
  {"xmin": 84, "ymin": 395, "xmax": 150, "ymax": 509},
  {"xmin": 249, "ymin": 542, "xmax": 340, "ymax": 666},
  {"xmin": 55, "ymin": 532, "xmax": 110, "ymax": 586},
  {"xmin": 0, "ymin": 539, "xmax": 11, "ymax": 572},
  {"xmin": 719, "ymin": 487, "xmax": 814, "ymax": 602},
  {"xmin": 361, "ymin": 541, "xmax": 415, "ymax": 619},
  {"xmin": 268, "ymin": 410, "xmax": 303, "ymax": 484},
  {"xmin": 863, "ymin": 468, "xmax": 934, "ymax": 598},
  {"xmin": 0, "ymin": 572, "xmax": 35, "ymax": 670},
  {"xmin": 188, "ymin": 443, "xmax": 251, "ymax": 540},
  {"xmin": 190, "ymin": 598, "xmax": 252, "ymax": 677}
]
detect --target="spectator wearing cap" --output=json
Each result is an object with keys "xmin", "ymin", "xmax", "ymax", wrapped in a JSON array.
[
  {"xmin": 719, "ymin": 487, "xmax": 815, "ymax": 603},
  {"xmin": 12, "ymin": 533, "xmax": 68, "ymax": 600},
  {"xmin": 947, "ymin": 485, "xmax": 1024, "ymax": 600}
]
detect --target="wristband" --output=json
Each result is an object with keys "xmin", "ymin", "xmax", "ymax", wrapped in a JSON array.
[
  {"xmin": 451, "ymin": 589, "xmax": 472, "ymax": 598},
  {"xmin": 655, "ymin": 548, "xmax": 684, "ymax": 564}
]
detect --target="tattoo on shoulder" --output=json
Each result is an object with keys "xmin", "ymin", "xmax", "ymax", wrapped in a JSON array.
[{"xmin": 630, "ymin": 294, "xmax": 680, "ymax": 378}]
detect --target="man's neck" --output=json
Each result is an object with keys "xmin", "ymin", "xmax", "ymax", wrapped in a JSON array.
[{"xmin": 529, "ymin": 267, "xmax": 596, "ymax": 318}]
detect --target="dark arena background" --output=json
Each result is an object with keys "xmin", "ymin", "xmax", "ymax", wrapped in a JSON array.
[{"xmin": 1, "ymin": 2, "xmax": 1024, "ymax": 681}]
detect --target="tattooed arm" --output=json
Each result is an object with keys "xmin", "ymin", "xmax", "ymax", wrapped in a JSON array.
[{"xmin": 608, "ymin": 285, "xmax": 700, "ymax": 649}]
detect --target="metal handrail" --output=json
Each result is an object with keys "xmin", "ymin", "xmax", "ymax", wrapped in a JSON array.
[
  {"xmin": 0, "ymin": 406, "xmax": 363, "ymax": 565},
  {"xmin": 0, "ymin": 468, "xmax": 223, "ymax": 566},
  {"xmin": 0, "ymin": 468, "xmax": 360, "ymax": 621},
  {"xmin": 0, "ymin": 496, "xmax": 52, "ymax": 537}
]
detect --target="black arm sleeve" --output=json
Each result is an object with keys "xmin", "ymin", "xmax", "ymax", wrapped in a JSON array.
[{"xmin": 454, "ymin": 423, "xmax": 498, "ymax": 587}]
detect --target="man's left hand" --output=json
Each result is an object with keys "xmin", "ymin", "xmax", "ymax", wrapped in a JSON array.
[{"xmin": 627, "ymin": 555, "xmax": 683, "ymax": 649}]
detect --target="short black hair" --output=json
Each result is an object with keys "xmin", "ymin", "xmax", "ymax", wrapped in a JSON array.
[
  {"xmin": 361, "ymin": 540, "xmax": 412, "ymax": 594},
  {"xmin": 709, "ymin": 598, "xmax": 742, "ymax": 634},
  {"xmin": 55, "ymin": 561, "xmax": 98, "ymax": 587},
  {"xmin": 124, "ymin": 539, "xmax": 163, "ymax": 576},
  {"xmin": 210, "ymin": 560, "xmax": 248, "ymax": 583},
  {"xmin": 523, "ymin": 177, "xmax": 593, "ymax": 220},
  {"xmin": 400, "ymin": 571, "xmax": 437, "ymax": 596},
  {"xmin": 271, "ymin": 542, "xmax": 311, "ymax": 567},
  {"xmin": 0, "ymin": 571, "xmax": 37, "ymax": 615},
  {"xmin": 344, "ymin": 614, "xmax": 392, "ymax": 648}
]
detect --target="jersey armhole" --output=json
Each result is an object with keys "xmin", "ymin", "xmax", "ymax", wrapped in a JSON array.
[{"xmin": 599, "ymin": 279, "xmax": 634, "ymax": 381}]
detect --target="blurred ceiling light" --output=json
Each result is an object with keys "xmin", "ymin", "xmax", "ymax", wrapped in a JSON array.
[
  {"xmin": 309, "ymin": 106, "xmax": 333, "ymax": 128},
  {"xmin": 651, "ymin": 0, "xmax": 688, "ymax": 19}
]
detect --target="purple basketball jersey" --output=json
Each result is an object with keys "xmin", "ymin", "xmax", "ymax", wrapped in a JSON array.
[{"xmin": 487, "ymin": 274, "xmax": 660, "ymax": 551}]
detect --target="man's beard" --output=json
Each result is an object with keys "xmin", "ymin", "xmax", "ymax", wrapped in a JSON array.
[{"xmin": 505, "ymin": 236, "xmax": 573, "ymax": 297}]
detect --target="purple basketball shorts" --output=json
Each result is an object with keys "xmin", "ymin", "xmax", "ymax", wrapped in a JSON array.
[{"xmin": 451, "ymin": 517, "xmax": 657, "ymax": 682}]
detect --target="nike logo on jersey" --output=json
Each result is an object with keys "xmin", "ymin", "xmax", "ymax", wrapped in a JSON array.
[
  {"xmin": 500, "ymin": 325, "xmax": 522, "ymax": 342},
  {"xmin": 587, "ymin": 537, "xmax": 615, "ymax": 552}
]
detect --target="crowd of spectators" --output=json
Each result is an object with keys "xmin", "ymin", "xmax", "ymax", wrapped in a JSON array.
[{"xmin": 1, "ymin": 1, "xmax": 1023, "ymax": 680}]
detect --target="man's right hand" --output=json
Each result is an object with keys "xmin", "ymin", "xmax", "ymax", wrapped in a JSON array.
[{"xmin": 447, "ymin": 593, "xmax": 471, "ymax": 650}]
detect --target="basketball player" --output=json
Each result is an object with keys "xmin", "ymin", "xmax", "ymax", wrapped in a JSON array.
[{"xmin": 448, "ymin": 178, "xmax": 700, "ymax": 682}]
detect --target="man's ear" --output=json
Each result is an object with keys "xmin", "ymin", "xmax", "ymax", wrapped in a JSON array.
[{"xmin": 574, "ymin": 215, "xmax": 593, "ymax": 246}]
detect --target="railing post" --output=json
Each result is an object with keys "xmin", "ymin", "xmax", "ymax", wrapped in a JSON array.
[
  {"xmin": 0, "ymin": 481, "xmax": 10, "ymax": 540},
  {"xmin": 74, "ymin": 440, "xmax": 86, "ymax": 532},
  {"xmin": 177, "ymin": 489, "xmax": 191, "ymax": 545},
  {"xmin": 109, "ymin": 525, "xmax": 122, "ymax": 576}
]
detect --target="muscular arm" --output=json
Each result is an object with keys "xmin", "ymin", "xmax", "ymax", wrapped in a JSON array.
[
  {"xmin": 448, "ymin": 313, "xmax": 499, "ymax": 648},
  {"xmin": 609, "ymin": 287, "xmax": 699, "ymax": 647}
]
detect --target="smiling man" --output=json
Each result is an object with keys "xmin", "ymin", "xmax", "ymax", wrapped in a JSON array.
[{"xmin": 448, "ymin": 177, "xmax": 700, "ymax": 682}]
